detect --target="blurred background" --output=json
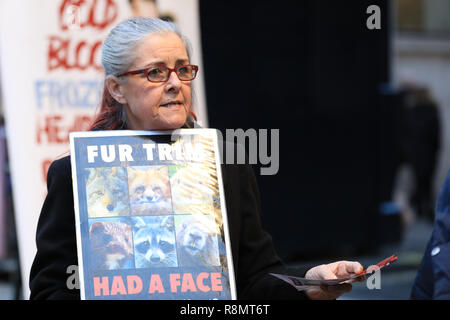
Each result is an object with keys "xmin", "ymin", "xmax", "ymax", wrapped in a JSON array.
[{"xmin": 0, "ymin": 0, "xmax": 449, "ymax": 299}]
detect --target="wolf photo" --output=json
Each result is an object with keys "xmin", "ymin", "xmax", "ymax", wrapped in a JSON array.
[{"xmin": 85, "ymin": 166, "xmax": 130, "ymax": 218}]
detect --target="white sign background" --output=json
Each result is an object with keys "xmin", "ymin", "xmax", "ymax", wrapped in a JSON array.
[{"xmin": 0, "ymin": 0, "xmax": 207, "ymax": 299}]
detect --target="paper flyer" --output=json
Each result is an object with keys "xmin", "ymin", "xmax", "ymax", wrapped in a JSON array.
[{"xmin": 270, "ymin": 255, "xmax": 398, "ymax": 291}]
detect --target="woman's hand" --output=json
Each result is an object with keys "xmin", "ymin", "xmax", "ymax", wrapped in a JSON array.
[{"xmin": 305, "ymin": 261, "xmax": 364, "ymax": 300}]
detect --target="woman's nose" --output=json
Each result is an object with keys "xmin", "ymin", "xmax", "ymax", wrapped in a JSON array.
[{"xmin": 165, "ymin": 70, "xmax": 182, "ymax": 92}]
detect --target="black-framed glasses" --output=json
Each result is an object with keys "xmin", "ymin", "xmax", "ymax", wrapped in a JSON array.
[{"xmin": 117, "ymin": 64, "xmax": 198, "ymax": 82}]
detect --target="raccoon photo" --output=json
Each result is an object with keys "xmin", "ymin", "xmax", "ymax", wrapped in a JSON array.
[
  {"xmin": 85, "ymin": 166, "xmax": 130, "ymax": 218},
  {"xmin": 89, "ymin": 220, "xmax": 134, "ymax": 270},
  {"xmin": 132, "ymin": 216, "xmax": 178, "ymax": 268},
  {"xmin": 175, "ymin": 215, "xmax": 220, "ymax": 267}
]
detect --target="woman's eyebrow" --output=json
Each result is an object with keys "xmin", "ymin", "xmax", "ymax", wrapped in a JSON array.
[{"xmin": 141, "ymin": 59, "xmax": 190, "ymax": 68}]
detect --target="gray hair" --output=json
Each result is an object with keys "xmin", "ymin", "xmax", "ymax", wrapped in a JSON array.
[
  {"xmin": 101, "ymin": 17, "xmax": 192, "ymax": 76},
  {"xmin": 90, "ymin": 17, "xmax": 197, "ymax": 131}
]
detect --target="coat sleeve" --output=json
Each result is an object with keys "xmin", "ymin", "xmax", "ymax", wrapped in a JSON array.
[
  {"xmin": 411, "ymin": 170, "xmax": 450, "ymax": 300},
  {"xmin": 410, "ymin": 236, "xmax": 434, "ymax": 299},
  {"xmin": 232, "ymin": 164, "xmax": 310, "ymax": 299},
  {"xmin": 29, "ymin": 157, "xmax": 80, "ymax": 300}
]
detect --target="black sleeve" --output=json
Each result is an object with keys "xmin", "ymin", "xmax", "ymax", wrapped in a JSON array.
[
  {"xmin": 234, "ymin": 164, "xmax": 310, "ymax": 300},
  {"xmin": 411, "ymin": 170, "xmax": 450, "ymax": 300},
  {"xmin": 29, "ymin": 157, "xmax": 80, "ymax": 300},
  {"xmin": 410, "ymin": 236, "xmax": 434, "ymax": 299}
]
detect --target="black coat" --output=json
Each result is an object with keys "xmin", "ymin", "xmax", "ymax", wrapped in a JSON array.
[
  {"xmin": 29, "ymin": 155, "xmax": 309, "ymax": 299},
  {"xmin": 410, "ymin": 169, "xmax": 450, "ymax": 299}
]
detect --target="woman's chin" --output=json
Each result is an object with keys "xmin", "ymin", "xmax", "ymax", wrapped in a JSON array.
[
  {"xmin": 152, "ymin": 115, "xmax": 188, "ymax": 131},
  {"xmin": 127, "ymin": 108, "xmax": 188, "ymax": 131}
]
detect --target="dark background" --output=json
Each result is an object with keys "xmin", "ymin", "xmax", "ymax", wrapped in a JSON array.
[{"xmin": 199, "ymin": 0, "xmax": 397, "ymax": 261}]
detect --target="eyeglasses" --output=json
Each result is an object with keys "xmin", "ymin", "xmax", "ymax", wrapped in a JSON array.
[{"xmin": 117, "ymin": 64, "xmax": 198, "ymax": 82}]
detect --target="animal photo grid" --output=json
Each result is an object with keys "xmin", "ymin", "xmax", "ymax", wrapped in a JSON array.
[
  {"xmin": 84, "ymin": 163, "xmax": 222, "ymax": 271},
  {"xmin": 70, "ymin": 130, "xmax": 234, "ymax": 299}
]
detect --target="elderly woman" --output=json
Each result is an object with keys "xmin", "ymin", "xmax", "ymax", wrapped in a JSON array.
[{"xmin": 29, "ymin": 17, "xmax": 362, "ymax": 300}]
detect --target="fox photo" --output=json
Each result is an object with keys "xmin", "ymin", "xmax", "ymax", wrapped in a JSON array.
[{"xmin": 127, "ymin": 165, "xmax": 173, "ymax": 216}]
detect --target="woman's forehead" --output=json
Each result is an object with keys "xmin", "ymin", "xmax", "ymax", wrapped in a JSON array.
[{"xmin": 132, "ymin": 32, "xmax": 189, "ymax": 68}]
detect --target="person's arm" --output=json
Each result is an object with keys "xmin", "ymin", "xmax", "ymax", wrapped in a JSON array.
[
  {"xmin": 29, "ymin": 157, "xmax": 80, "ymax": 300},
  {"xmin": 428, "ymin": 170, "xmax": 450, "ymax": 299},
  {"xmin": 230, "ymin": 163, "xmax": 310, "ymax": 299},
  {"xmin": 231, "ymin": 163, "xmax": 362, "ymax": 300}
]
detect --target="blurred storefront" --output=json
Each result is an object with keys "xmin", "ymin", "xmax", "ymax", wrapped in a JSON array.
[{"xmin": 392, "ymin": 0, "xmax": 450, "ymax": 224}]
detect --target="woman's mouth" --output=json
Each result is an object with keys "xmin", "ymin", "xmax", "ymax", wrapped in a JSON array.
[{"xmin": 160, "ymin": 101, "xmax": 183, "ymax": 108}]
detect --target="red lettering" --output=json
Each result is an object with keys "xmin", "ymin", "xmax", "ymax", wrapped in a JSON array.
[
  {"xmin": 181, "ymin": 273, "xmax": 197, "ymax": 293},
  {"xmin": 59, "ymin": 0, "xmax": 118, "ymax": 31},
  {"xmin": 47, "ymin": 36, "xmax": 69, "ymax": 71},
  {"xmin": 93, "ymin": 276, "xmax": 109, "ymax": 296},
  {"xmin": 89, "ymin": 41, "xmax": 102, "ymax": 70},
  {"xmin": 211, "ymin": 273, "xmax": 223, "ymax": 292},
  {"xmin": 196, "ymin": 272, "xmax": 211, "ymax": 292},
  {"xmin": 169, "ymin": 273, "xmax": 223, "ymax": 293},
  {"xmin": 148, "ymin": 274, "xmax": 165, "ymax": 294},
  {"xmin": 169, "ymin": 273, "xmax": 181, "ymax": 293},
  {"xmin": 47, "ymin": 36, "xmax": 102, "ymax": 71},
  {"xmin": 110, "ymin": 276, "xmax": 126, "ymax": 295},
  {"xmin": 68, "ymin": 115, "xmax": 93, "ymax": 133},
  {"xmin": 75, "ymin": 41, "xmax": 88, "ymax": 70},
  {"xmin": 36, "ymin": 114, "xmax": 93, "ymax": 145},
  {"xmin": 88, "ymin": 0, "xmax": 118, "ymax": 30},
  {"xmin": 36, "ymin": 115, "xmax": 65, "ymax": 144},
  {"xmin": 127, "ymin": 275, "xmax": 143, "ymax": 295}
]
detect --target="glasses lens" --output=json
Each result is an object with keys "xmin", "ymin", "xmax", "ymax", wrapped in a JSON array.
[
  {"xmin": 147, "ymin": 67, "xmax": 169, "ymax": 82},
  {"xmin": 177, "ymin": 65, "xmax": 197, "ymax": 80}
]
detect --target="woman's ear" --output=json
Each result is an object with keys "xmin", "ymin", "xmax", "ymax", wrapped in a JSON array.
[{"xmin": 105, "ymin": 75, "xmax": 127, "ymax": 105}]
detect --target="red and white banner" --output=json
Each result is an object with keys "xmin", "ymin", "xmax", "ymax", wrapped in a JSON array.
[
  {"xmin": 0, "ymin": 0, "xmax": 207, "ymax": 299},
  {"xmin": 0, "ymin": 0, "xmax": 131, "ymax": 298}
]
